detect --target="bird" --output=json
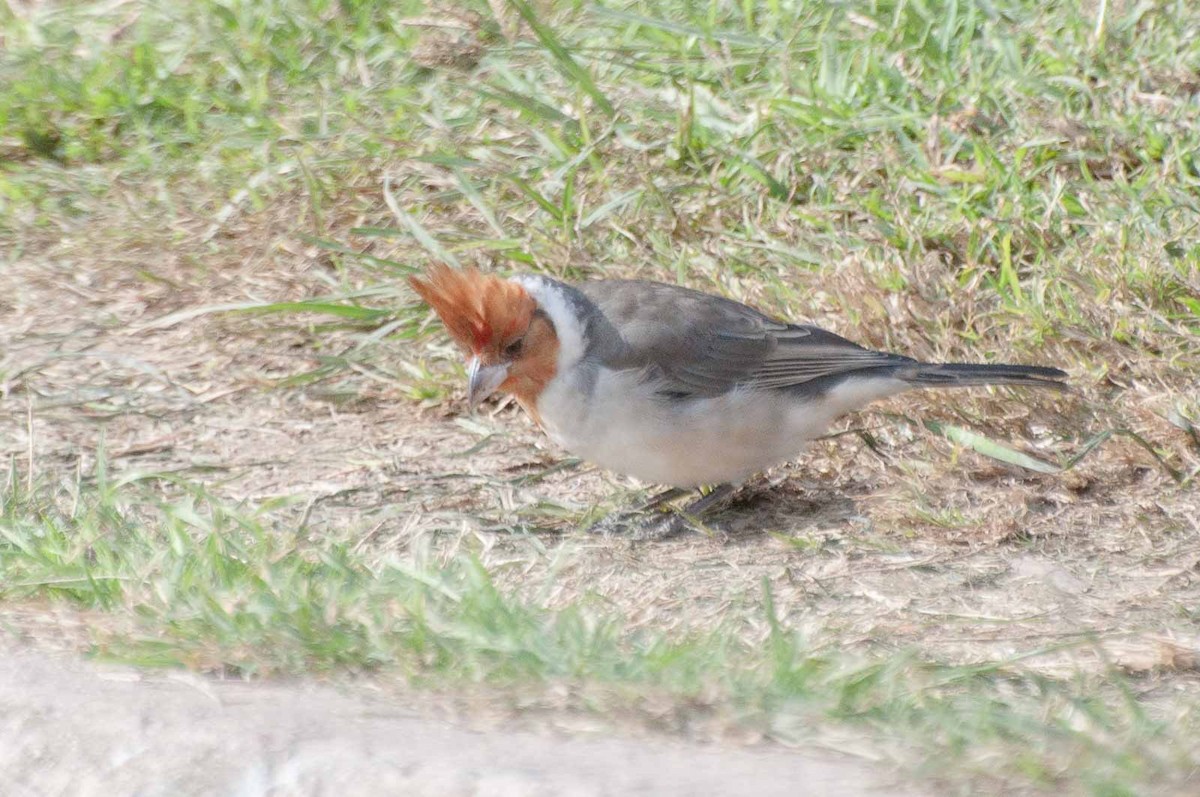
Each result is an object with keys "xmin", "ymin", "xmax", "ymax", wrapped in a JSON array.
[{"xmin": 409, "ymin": 264, "xmax": 1067, "ymax": 537}]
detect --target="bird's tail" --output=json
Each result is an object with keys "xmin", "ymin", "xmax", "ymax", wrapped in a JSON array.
[{"xmin": 896, "ymin": 362, "xmax": 1068, "ymax": 390}]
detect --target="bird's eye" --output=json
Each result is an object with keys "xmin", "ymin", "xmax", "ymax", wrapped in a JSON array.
[{"xmin": 503, "ymin": 338, "xmax": 524, "ymax": 359}]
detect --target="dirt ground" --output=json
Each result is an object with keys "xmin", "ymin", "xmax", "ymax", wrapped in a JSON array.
[
  {"xmin": 0, "ymin": 647, "xmax": 923, "ymax": 796},
  {"xmin": 2, "ymin": 207, "xmax": 1199, "ymax": 792}
]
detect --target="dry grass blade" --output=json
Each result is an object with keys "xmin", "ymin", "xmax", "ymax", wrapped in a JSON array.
[
  {"xmin": 507, "ymin": 0, "xmax": 614, "ymax": 116},
  {"xmin": 383, "ymin": 176, "xmax": 461, "ymax": 267},
  {"xmin": 924, "ymin": 420, "xmax": 1059, "ymax": 474}
]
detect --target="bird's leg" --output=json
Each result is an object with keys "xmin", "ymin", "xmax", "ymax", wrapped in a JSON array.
[
  {"xmin": 636, "ymin": 487, "xmax": 690, "ymax": 511},
  {"xmin": 589, "ymin": 487, "xmax": 686, "ymax": 536},
  {"xmin": 683, "ymin": 483, "xmax": 739, "ymax": 516},
  {"xmin": 591, "ymin": 484, "xmax": 737, "ymax": 540},
  {"xmin": 632, "ymin": 483, "xmax": 738, "ymax": 541}
]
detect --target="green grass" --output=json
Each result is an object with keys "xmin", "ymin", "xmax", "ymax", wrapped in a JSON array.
[
  {"xmin": 3, "ymin": 0, "xmax": 1199, "ymax": 793},
  {"xmin": 5, "ymin": 0, "xmax": 1199, "ymax": 364},
  {"xmin": 1, "ymin": 466, "xmax": 1194, "ymax": 793}
]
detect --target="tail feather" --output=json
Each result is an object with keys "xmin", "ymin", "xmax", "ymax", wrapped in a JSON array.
[{"xmin": 897, "ymin": 362, "xmax": 1068, "ymax": 390}]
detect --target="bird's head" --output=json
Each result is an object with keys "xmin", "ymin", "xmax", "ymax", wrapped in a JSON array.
[{"xmin": 409, "ymin": 264, "xmax": 560, "ymax": 416}]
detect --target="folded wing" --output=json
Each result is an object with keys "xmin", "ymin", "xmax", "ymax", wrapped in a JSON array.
[{"xmin": 578, "ymin": 280, "xmax": 911, "ymax": 398}]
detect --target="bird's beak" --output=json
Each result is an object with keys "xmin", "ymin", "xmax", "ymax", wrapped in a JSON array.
[{"xmin": 466, "ymin": 357, "xmax": 509, "ymax": 413}]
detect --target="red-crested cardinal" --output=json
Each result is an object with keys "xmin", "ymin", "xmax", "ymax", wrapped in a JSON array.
[{"xmin": 410, "ymin": 265, "xmax": 1067, "ymax": 535}]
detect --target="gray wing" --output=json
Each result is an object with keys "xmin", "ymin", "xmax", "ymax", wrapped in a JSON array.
[{"xmin": 577, "ymin": 280, "xmax": 913, "ymax": 398}]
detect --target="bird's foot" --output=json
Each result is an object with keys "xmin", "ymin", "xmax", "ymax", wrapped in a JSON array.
[
  {"xmin": 589, "ymin": 484, "xmax": 738, "ymax": 541},
  {"xmin": 631, "ymin": 512, "xmax": 703, "ymax": 541},
  {"xmin": 589, "ymin": 509, "xmax": 658, "ymax": 537},
  {"xmin": 588, "ymin": 510, "xmax": 690, "ymax": 540}
]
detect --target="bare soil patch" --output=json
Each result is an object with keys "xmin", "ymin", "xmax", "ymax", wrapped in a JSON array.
[{"xmin": 0, "ymin": 649, "xmax": 921, "ymax": 797}]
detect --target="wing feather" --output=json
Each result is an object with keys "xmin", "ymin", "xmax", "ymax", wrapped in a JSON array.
[{"xmin": 577, "ymin": 280, "xmax": 908, "ymax": 398}]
